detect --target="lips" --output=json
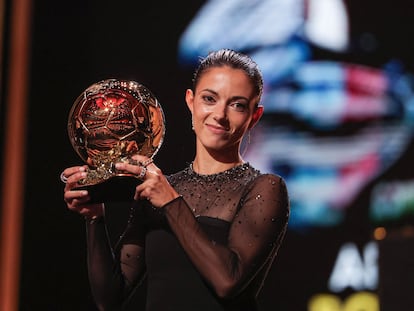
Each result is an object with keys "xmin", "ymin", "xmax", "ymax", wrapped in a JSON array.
[{"xmin": 206, "ymin": 123, "xmax": 230, "ymax": 134}]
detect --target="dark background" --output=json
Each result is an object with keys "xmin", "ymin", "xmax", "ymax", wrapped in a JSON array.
[
  {"xmin": 20, "ymin": 1, "xmax": 205, "ymax": 310},
  {"xmin": 1, "ymin": 0, "xmax": 414, "ymax": 310}
]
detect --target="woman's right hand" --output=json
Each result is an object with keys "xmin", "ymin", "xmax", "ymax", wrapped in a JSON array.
[{"xmin": 62, "ymin": 165, "xmax": 104, "ymax": 219}]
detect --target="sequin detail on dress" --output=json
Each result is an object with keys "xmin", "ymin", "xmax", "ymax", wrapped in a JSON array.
[{"xmin": 167, "ymin": 163, "xmax": 261, "ymax": 219}]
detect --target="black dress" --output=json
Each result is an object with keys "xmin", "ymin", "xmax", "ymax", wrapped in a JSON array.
[{"xmin": 86, "ymin": 163, "xmax": 290, "ymax": 311}]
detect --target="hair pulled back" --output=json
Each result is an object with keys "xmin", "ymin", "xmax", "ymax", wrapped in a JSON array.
[{"xmin": 192, "ymin": 49, "xmax": 263, "ymax": 105}]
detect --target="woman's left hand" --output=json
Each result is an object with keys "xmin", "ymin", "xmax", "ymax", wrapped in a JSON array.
[{"xmin": 115, "ymin": 155, "xmax": 179, "ymax": 208}]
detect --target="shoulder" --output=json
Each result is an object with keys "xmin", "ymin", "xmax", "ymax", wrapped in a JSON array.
[
  {"xmin": 247, "ymin": 166, "xmax": 289, "ymax": 207},
  {"xmin": 250, "ymin": 172, "xmax": 288, "ymax": 197},
  {"xmin": 241, "ymin": 168, "xmax": 290, "ymax": 221},
  {"xmin": 247, "ymin": 164, "xmax": 287, "ymax": 188}
]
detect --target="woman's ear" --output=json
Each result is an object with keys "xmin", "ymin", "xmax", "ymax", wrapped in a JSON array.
[
  {"xmin": 185, "ymin": 89, "xmax": 194, "ymax": 113},
  {"xmin": 248, "ymin": 105, "xmax": 264, "ymax": 129}
]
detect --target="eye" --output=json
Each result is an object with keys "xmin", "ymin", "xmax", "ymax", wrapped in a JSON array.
[
  {"xmin": 229, "ymin": 102, "xmax": 248, "ymax": 112},
  {"xmin": 202, "ymin": 95, "xmax": 216, "ymax": 104}
]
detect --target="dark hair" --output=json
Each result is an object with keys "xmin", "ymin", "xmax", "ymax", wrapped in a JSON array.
[{"xmin": 192, "ymin": 49, "xmax": 263, "ymax": 104}]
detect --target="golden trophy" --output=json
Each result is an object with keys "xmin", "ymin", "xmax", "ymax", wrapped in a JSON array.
[{"xmin": 67, "ymin": 79, "xmax": 165, "ymax": 203}]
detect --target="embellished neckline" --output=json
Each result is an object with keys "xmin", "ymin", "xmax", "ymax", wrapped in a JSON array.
[{"xmin": 188, "ymin": 162, "xmax": 251, "ymax": 179}]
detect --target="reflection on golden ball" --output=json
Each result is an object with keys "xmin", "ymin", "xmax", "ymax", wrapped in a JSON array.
[{"xmin": 67, "ymin": 79, "xmax": 165, "ymax": 186}]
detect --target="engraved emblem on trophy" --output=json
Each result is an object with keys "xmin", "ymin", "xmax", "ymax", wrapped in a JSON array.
[{"xmin": 67, "ymin": 79, "xmax": 165, "ymax": 203}]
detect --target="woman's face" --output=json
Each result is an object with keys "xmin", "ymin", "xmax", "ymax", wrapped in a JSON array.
[{"xmin": 186, "ymin": 66, "xmax": 262, "ymax": 153}]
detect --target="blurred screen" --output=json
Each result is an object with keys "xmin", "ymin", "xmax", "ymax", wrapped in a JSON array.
[
  {"xmin": 177, "ymin": 0, "xmax": 414, "ymax": 231},
  {"xmin": 176, "ymin": 0, "xmax": 414, "ymax": 309}
]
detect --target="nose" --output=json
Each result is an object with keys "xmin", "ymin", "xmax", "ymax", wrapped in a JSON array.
[{"xmin": 212, "ymin": 102, "xmax": 228, "ymax": 122}]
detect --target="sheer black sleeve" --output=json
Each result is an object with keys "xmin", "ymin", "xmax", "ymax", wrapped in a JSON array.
[
  {"xmin": 162, "ymin": 174, "xmax": 289, "ymax": 298},
  {"xmin": 86, "ymin": 202, "xmax": 148, "ymax": 310}
]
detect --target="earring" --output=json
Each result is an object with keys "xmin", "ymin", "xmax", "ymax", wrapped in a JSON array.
[{"xmin": 241, "ymin": 130, "xmax": 251, "ymax": 157}]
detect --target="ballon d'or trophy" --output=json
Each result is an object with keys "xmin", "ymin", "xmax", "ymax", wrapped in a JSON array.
[{"xmin": 67, "ymin": 79, "xmax": 165, "ymax": 203}]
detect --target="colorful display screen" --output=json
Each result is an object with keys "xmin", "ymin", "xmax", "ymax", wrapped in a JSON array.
[
  {"xmin": 177, "ymin": 0, "xmax": 414, "ymax": 309},
  {"xmin": 178, "ymin": 0, "xmax": 414, "ymax": 231}
]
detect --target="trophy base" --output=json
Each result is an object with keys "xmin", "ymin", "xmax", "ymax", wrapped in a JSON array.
[{"xmin": 75, "ymin": 176, "xmax": 141, "ymax": 204}]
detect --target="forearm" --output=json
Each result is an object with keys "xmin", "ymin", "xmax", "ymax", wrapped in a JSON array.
[{"xmin": 86, "ymin": 218, "xmax": 125, "ymax": 310}]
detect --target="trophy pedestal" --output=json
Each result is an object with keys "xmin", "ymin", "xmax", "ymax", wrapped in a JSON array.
[{"xmin": 75, "ymin": 176, "xmax": 141, "ymax": 204}]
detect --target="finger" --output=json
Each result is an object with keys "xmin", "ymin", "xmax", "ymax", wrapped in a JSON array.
[
  {"xmin": 67, "ymin": 196, "xmax": 91, "ymax": 208},
  {"xmin": 115, "ymin": 162, "xmax": 149, "ymax": 180},
  {"xmin": 64, "ymin": 189, "xmax": 88, "ymax": 202},
  {"xmin": 65, "ymin": 171, "xmax": 88, "ymax": 186},
  {"xmin": 115, "ymin": 162, "xmax": 140, "ymax": 174},
  {"xmin": 63, "ymin": 166, "xmax": 87, "ymax": 177},
  {"xmin": 60, "ymin": 166, "xmax": 87, "ymax": 184},
  {"xmin": 130, "ymin": 155, "xmax": 154, "ymax": 167},
  {"xmin": 134, "ymin": 188, "xmax": 150, "ymax": 202},
  {"xmin": 66, "ymin": 194, "xmax": 94, "ymax": 211}
]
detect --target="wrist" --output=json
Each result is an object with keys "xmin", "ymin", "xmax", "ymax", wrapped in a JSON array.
[
  {"xmin": 161, "ymin": 195, "xmax": 183, "ymax": 209},
  {"xmin": 84, "ymin": 215, "xmax": 104, "ymax": 224}
]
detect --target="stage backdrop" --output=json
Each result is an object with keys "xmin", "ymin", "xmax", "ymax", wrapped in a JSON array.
[{"xmin": 8, "ymin": 0, "xmax": 414, "ymax": 310}]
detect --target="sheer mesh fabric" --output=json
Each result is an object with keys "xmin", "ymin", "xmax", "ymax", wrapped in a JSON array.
[{"xmin": 86, "ymin": 163, "xmax": 289, "ymax": 311}]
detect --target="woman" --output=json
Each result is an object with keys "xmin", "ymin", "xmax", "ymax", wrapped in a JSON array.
[{"xmin": 62, "ymin": 49, "xmax": 290, "ymax": 311}]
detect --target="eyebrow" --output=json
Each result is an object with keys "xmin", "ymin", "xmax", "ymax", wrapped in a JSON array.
[{"xmin": 200, "ymin": 88, "xmax": 250, "ymax": 102}]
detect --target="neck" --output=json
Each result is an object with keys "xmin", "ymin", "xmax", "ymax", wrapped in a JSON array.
[
  {"xmin": 192, "ymin": 154, "xmax": 244, "ymax": 175},
  {"xmin": 192, "ymin": 140, "xmax": 245, "ymax": 174}
]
